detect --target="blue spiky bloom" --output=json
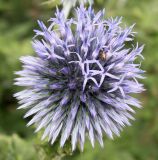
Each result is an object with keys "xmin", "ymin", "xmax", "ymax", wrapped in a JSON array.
[{"xmin": 14, "ymin": 6, "xmax": 145, "ymax": 151}]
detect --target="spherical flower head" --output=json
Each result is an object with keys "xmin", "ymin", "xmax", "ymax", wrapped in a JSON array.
[{"xmin": 14, "ymin": 6, "xmax": 145, "ymax": 151}]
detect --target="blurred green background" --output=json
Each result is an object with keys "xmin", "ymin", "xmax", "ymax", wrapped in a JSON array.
[{"xmin": 0, "ymin": 0, "xmax": 158, "ymax": 159}]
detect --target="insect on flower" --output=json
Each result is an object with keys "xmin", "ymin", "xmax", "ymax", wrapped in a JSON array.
[
  {"xmin": 99, "ymin": 49, "xmax": 107, "ymax": 61},
  {"xmin": 14, "ymin": 6, "xmax": 145, "ymax": 151}
]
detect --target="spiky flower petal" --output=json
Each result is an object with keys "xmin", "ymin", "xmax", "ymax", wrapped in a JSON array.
[{"xmin": 14, "ymin": 6, "xmax": 145, "ymax": 151}]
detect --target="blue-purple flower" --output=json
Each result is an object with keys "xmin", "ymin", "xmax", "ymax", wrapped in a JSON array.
[{"xmin": 14, "ymin": 6, "xmax": 145, "ymax": 151}]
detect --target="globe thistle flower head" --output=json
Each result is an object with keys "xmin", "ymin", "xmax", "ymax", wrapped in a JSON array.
[{"xmin": 14, "ymin": 6, "xmax": 145, "ymax": 151}]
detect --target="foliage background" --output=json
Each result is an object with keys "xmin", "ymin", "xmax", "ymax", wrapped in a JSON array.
[{"xmin": 0, "ymin": 0, "xmax": 158, "ymax": 159}]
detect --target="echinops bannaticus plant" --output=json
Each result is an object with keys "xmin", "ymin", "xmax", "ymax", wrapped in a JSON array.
[{"xmin": 14, "ymin": 6, "xmax": 145, "ymax": 151}]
